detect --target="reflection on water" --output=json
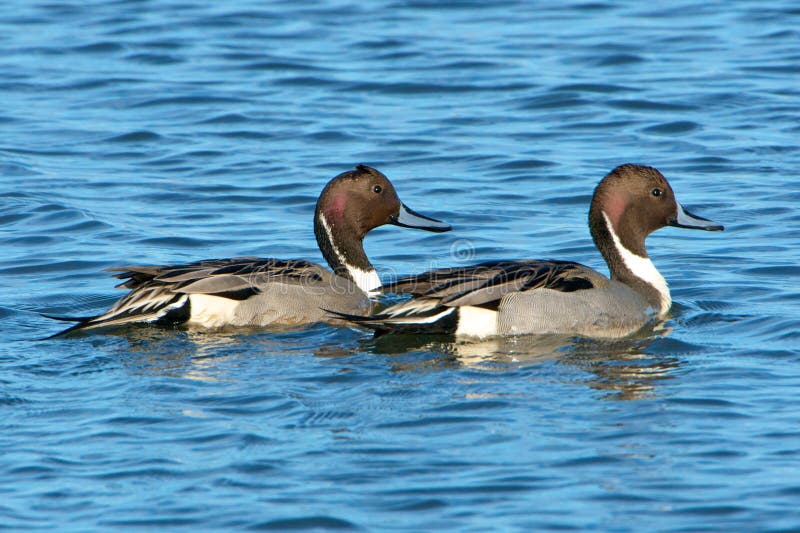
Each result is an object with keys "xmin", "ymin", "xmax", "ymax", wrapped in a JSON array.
[
  {"xmin": 105, "ymin": 320, "xmax": 680, "ymax": 401},
  {"xmin": 109, "ymin": 328, "xmax": 217, "ymax": 381},
  {"xmin": 99, "ymin": 322, "xmax": 307, "ymax": 373},
  {"xmin": 354, "ymin": 323, "xmax": 679, "ymax": 400}
]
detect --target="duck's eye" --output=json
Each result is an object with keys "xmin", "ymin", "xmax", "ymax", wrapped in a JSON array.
[
  {"xmin": 651, "ymin": 188, "xmax": 662, "ymax": 197},
  {"xmin": 373, "ymin": 185, "xmax": 382, "ymax": 194}
]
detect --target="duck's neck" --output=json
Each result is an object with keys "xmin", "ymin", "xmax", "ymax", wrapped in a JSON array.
[
  {"xmin": 590, "ymin": 209, "xmax": 671, "ymax": 316},
  {"xmin": 314, "ymin": 212, "xmax": 381, "ymax": 295}
]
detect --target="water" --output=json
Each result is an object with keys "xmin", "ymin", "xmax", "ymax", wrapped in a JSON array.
[{"xmin": 2, "ymin": 0, "xmax": 800, "ymax": 530}]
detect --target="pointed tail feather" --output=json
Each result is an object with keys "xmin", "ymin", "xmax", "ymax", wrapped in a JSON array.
[
  {"xmin": 41, "ymin": 314, "xmax": 104, "ymax": 339},
  {"xmin": 320, "ymin": 307, "xmax": 383, "ymax": 328},
  {"xmin": 43, "ymin": 308, "xmax": 180, "ymax": 339},
  {"xmin": 40, "ymin": 313, "xmax": 95, "ymax": 323},
  {"xmin": 43, "ymin": 291, "xmax": 190, "ymax": 338},
  {"xmin": 323, "ymin": 306, "xmax": 458, "ymax": 336},
  {"xmin": 39, "ymin": 313, "xmax": 102, "ymax": 339}
]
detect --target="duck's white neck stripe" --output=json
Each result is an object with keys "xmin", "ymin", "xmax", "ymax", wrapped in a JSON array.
[
  {"xmin": 319, "ymin": 214, "xmax": 381, "ymax": 296},
  {"xmin": 602, "ymin": 211, "xmax": 671, "ymax": 315},
  {"xmin": 349, "ymin": 267, "xmax": 381, "ymax": 297}
]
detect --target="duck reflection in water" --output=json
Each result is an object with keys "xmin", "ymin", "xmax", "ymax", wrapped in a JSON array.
[
  {"xmin": 103, "ymin": 322, "xmax": 679, "ymax": 401},
  {"xmin": 321, "ymin": 322, "xmax": 680, "ymax": 401},
  {"xmin": 106, "ymin": 326, "xmax": 308, "ymax": 382}
]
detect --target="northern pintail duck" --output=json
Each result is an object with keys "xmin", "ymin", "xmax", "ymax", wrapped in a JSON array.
[
  {"xmin": 48, "ymin": 165, "xmax": 450, "ymax": 336},
  {"xmin": 332, "ymin": 164, "xmax": 723, "ymax": 339}
]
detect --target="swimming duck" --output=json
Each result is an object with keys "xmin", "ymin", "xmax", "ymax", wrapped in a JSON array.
[
  {"xmin": 332, "ymin": 164, "xmax": 723, "ymax": 339},
  {"xmin": 48, "ymin": 165, "xmax": 450, "ymax": 336}
]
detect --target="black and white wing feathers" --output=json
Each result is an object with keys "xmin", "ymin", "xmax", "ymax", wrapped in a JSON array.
[{"xmin": 337, "ymin": 260, "xmax": 599, "ymax": 335}]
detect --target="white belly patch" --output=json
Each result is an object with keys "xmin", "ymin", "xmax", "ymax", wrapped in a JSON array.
[
  {"xmin": 188, "ymin": 294, "xmax": 240, "ymax": 328},
  {"xmin": 455, "ymin": 306, "xmax": 498, "ymax": 338}
]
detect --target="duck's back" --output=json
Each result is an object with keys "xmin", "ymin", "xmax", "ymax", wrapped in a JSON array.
[{"xmin": 193, "ymin": 269, "xmax": 370, "ymax": 327}]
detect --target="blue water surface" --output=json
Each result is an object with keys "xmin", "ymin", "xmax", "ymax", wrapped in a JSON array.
[{"xmin": 2, "ymin": 0, "xmax": 800, "ymax": 530}]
